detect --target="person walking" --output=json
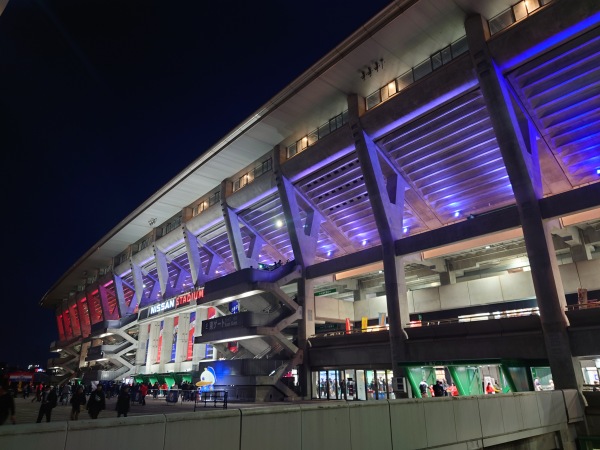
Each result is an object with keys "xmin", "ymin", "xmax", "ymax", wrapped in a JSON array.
[
  {"xmin": 86, "ymin": 384, "xmax": 106, "ymax": 419},
  {"xmin": 60, "ymin": 383, "xmax": 71, "ymax": 405},
  {"xmin": 116, "ymin": 386, "xmax": 131, "ymax": 417},
  {"xmin": 0, "ymin": 381, "xmax": 16, "ymax": 425},
  {"xmin": 69, "ymin": 385, "xmax": 87, "ymax": 420},
  {"xmin": 139, "ymin": 382, "xmax": 148, "ymax": 406},
  {"xmin": 36, "ymin": 385, "xmax": 57, "ymax": 423}
]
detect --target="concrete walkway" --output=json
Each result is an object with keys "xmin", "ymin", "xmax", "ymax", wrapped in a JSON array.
[{"xmin": 9, "ymin": 394, "xmax": 311, "ymax": 425}]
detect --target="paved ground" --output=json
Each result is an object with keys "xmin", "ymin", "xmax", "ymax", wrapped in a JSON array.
[{"xmin": 9, "ymin": 394, "xmax": 304, "ymax": 425}]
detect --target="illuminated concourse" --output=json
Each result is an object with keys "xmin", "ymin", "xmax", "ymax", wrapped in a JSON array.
[{"xmin": 40, "ymin": 0, "xmax": 600, "ymax": 447}]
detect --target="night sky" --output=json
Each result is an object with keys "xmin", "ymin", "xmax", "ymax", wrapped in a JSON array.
[{"xmin": 0, "ymin": 0, "xmax": 392, "ymax": 368}]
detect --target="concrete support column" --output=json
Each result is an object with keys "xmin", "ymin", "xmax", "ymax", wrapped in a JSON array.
[
  {"xmin": 571, "ymin": 244, "xmax": 592, "ymax": 262},
  {"xmin": 129, "ymin": 259, "xmax": 145, "ymax": 311},
  {"xmin": 147, "ymin": 321, "xmax": 161, "ymax": 368},
  {"xmin": 160, "ymin": 317, "xmax": 175, "ymax": 371},
  {"xmin": 466, "ymin": 14, "xmax": 582, "ymax": 392},
  {"xmin": 274, "ymin": 144, "xmax": 323, "ymax": 398},
  {"xmin": 297, "ymin": 278, "xmax": 315, "ymax": 398},
  {"xmin": 347, "ymin": 93, "xmax": 410, "ymax": 395},
  {"xmin": 439, "ymin": 271, "xmax": 457, "ymax": 286},
  {"xmin": 113, "ymin": 274, "xmax": 132, "ymax": 317},
  {"xmin": 68, "ymin": 299, "xmax": 81, "ymax": 338},
  {"xmin": 175, "ymin": 313, "xmax": 191, "ymax": 369},
  {"xmin": 221, "ymin": 179, "xmax": 266, "ymax": 270},
  {"xmin": 76, "ymin": 295, "xmax": 91, "ymax": 338},
  {"xmin": 98, "ymin": 280, "xmax": 119, "ymax": 321},
  {"xmin": 135, "ymin": 322, "xmax": 150, "ymax": 371},
  {"xmin": 193, "ymin": 307, "xmax": 209, "ymax": 364},
  {"xmin": 153, "ymin": 245, "xmax": 175, "ymax": 299}
]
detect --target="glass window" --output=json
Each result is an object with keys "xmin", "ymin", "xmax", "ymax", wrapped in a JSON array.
[
  {"xmin": 387, "ymin": 81, "xmax": 397, "ymax": 98},
  {"xmin": 431, "ymin": 52, "xmax": 443, "ymax": 71},
  {"xmin": 307, "ymin": 130, "xmax": 318, "ymax": 146},
  {"xmin": 355, "ymin": 370, "xmax": 367, "ymax": 400},
  {"xmin": 524, "ymin": 0, "xmax": 540, "ymax": 14},
  {"xmin": 513, "ymin": 2, "xmax": 528, "ymax": 21},
  {"xmin": 441, "ymin": 46, "xmax": 452, "ymax": 65},
  {"xmin": 366, "ymin": 91, "xmax": 382, "ymax": 110},
  {"xmin": 451, "ymin": 36, "xmax": 468, "ymax": 57},
  {"xmin": 342, "ymin": 110, "xmax": 349, "ymax": 125},
  {"xmin": 396, "ymin": 70, "xmax": 414, "ymax": 91},
  {"xmin": 318, "ymin": 123, "xmax": 330, "ymax": 139},
  {"xmin": 489, "ymin": 9, "xmax": 515, "ymax": 35},
  {"xmin": 413, "ymin": 59, "xmax": 432, "ymax": 81},
  {"xmin": 287, "ymin": 142, "xmax": 298, "ymax": 159}
]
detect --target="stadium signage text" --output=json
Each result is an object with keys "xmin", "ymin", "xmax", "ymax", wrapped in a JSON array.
[{"xmin": 148, "ymin": 289, "xmax": 204, "ymax": 317}]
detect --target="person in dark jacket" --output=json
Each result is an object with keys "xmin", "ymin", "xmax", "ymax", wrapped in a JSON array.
[
  {"xmin": 86, "ymin": 384, "xmax": 106, "ymax": 419},
  {"xmin": 36, "ymin": 385, "xmax": 57, "ymax": 423},
  {"xmin": 432, "ymin": 380, "xmax": 445, "ymax": 397},
  {"xmin": 69, "ymin": 385, "xmax": 87, "ymax": 420},
  {"xmin": 116, "ymin": 386, "xmax": 131, "ymax": 417},
  {"xmin": 0, "ymin": 381, "xmax": 16, "ymax": 425}
]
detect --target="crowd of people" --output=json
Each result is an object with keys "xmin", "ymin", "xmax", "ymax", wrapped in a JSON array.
[
  {"xmin": 0, "ymin": 379, "xmax": 199, "ymax": 425},
  {"xmin": 419, "ymin": 379, "xmax": 460, "ymax": 397}
]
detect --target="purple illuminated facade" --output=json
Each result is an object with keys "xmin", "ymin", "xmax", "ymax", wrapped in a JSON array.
[{"xmin": 43, "ymin": 0, "xmax": 599, "ymax": 412}]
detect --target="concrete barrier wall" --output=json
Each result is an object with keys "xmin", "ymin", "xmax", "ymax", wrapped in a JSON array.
[{"xmin": 0, "ymin": 391, "xmax": 582, "ymax": 450}]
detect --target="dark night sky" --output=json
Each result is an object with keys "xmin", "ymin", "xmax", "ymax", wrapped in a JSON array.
[{"xmin": 0, "ymin": 0, "xmax": 392, "ymax": 368}]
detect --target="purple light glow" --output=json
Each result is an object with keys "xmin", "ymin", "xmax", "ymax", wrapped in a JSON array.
[{"xmin": 501, "ymin": 11, "xmax": 600, "ymax": 71}]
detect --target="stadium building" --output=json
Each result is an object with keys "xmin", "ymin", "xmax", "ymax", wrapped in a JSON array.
[{"xmin": 42, "ymin": 0, "xmax": 600, "ymax": 420}]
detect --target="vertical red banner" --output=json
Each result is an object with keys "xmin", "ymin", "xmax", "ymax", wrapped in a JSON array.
[
  {"xmin": 170, "ymin": 316, "xmax": 179, "ymax": 362},
  {"xmin": 187, "ymin": 312, "xmax": 196, "ymax": 360},
  {"xmin": 156, "ymin": 320, "xmax": 164, "ymax": 363}
]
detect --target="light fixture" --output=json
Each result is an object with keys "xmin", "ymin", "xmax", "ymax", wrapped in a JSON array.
[
  {"xmin": 327, "ymin": 251, "xmax": 332, "ymax": 257},
  {"xmin": 454, "ymin": 211, "xmax": 460, "ymax": 218},
  {"xmin": 362, "ymin": 239, "xmax": 368, "ymax": 246},
  {"xmin": 276, "ymin": 219, "xmax": 283, "ymax": 228},
  {"xmin": 403, "ymin": 226, "xmax": 409, "ymax": 234}
]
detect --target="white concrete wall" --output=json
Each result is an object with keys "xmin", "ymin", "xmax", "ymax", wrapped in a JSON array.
[
  {"xmin": 359, "ymin": 259, "xmax": 600, "ymax": 319},
  {"xmin": 0, "ymin": 391, "xmax": 583, "ymax": 450},
  {"xmin": 315, "ymin": 296, "xmax": 355, "ymax": 322}
]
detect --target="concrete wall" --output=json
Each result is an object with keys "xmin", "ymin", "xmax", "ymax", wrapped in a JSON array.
[
  {"xmin": 345, "ymin": 259, "xmax": 600, "ymax": 320},
  {"xmin": 0, "ymin": 391, "xmax": 584, "ymax": 450}
]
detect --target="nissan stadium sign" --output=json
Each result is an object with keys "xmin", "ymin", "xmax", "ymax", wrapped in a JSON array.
[{"xmin": 147, "ymin": 289, "xmax": 204, "ymax": 317}]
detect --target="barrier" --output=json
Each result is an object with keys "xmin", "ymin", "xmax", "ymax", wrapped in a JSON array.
[
  {"xmin": 200, "ymin": 390, "xmax": 228, "ymax": 409},
  {"xmin": 0, "ymin": 391, "xmax": 585, "ymax": 450}
]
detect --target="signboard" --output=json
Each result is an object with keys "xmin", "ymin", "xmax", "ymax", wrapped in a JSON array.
[
  {"xmin": 315, "ymin": 288, "xmax": 337, "ymax": 297},
  {"xmin": 148, "ymin": 289, "xmax": 204, "ymax": 318}
]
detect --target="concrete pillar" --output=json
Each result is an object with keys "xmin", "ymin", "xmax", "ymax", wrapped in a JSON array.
[
  {"xmin": 570, "ymin": 245, "xmax": 592, "ymax": 263},
  {"xmin": 193, "ymin": 307, "xmax": 209, "ymax": 363},
  {"xmin": 153, "ymin": 245, "xmax": 175, "ymax": 299},
  {"xmin": 297, "ymin": 278, "xmax": 315, "ymax": 397},
  {"xmin": 160, "ymin": 317, "xmax": 175, "ymax": 372},
  {"xmin": 439, "ymin": 271, "xmax": 457, "ymax": 285},
  {"xmin": 147, "ymin": 321, "xmax": 161, "ymax": 368},
  {"xmin": 136, "ymin": 323, "xmax": 150, "ymax": 370},
  {"xmin": 76, "ymin": 295, "xmax": 91, "ymax": 338},
  {"xmin": 98, "ymin": 280, "xmax": 119, "ymax": 321},
  {"xmin": 347, "ymin": 93, "xmax": 410, "ymax": 396},
  {"xmin": 465, "ymin": 14, "xmax": 582, "ymax": 392}
]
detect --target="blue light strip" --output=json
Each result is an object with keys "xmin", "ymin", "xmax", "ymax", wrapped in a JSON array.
[{"xmin": 501, "ymin": 11, "xmax": 600, "ymax": 71}]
